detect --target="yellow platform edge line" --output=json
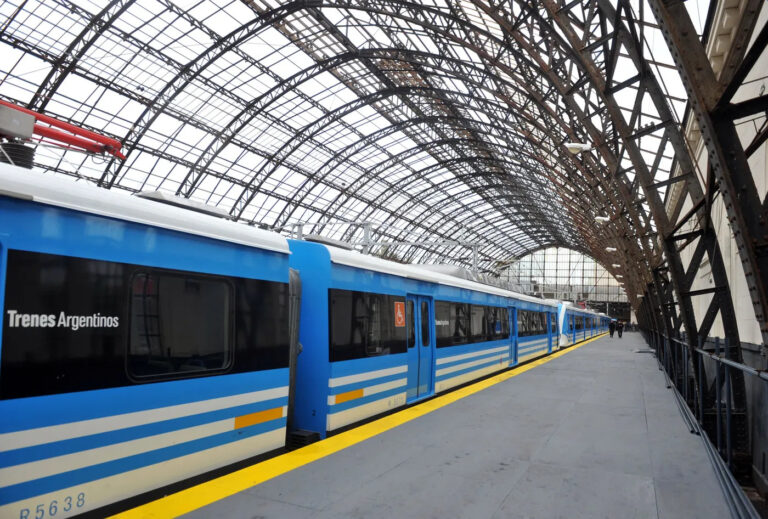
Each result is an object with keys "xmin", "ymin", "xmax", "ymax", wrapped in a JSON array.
[{"xmin": 112, "ymin": 333, "xmax": 607, "ymax": 519}]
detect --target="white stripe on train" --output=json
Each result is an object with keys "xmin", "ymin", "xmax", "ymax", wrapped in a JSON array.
[
  {"xmin": 326, "ymin": 379, "xmax": 407, "ymax": 406},
  {"xmin": 0, "ymin": 386, "xmax": 289, "ymax": 452},
  {"xmin": 328, "ymin": 365, "xmax": 407, "ymax": 388},
  {"xmin": 436, "ymin": 353, "xmax": 510, "ymax": 378},
  {"xmin": 326, "ymin": 393, "xmax": 407, "ymax": 431},
  {"xmin": 0, "ymin": 407, "xmax": 287, "ymax": 487},
  {"xmin": 0, "ymin": 428, "xmax": 285, "ymax": 519},
  {"xmin": 436, "ymin": 345, "xmax": 508, "ymax": 365},
  {"xmin": 435, "ymin": 360, "xmax": 510, "ymax": 392}
]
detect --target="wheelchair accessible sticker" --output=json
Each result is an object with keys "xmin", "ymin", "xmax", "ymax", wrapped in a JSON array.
[{"xmin": 394, "ymin": 301, "xmax": 405, "ymax": 327}]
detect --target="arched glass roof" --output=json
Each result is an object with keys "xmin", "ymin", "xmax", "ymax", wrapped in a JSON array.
[
  {"xmin": 503, "ymin": 247, "xmax": 627, "ymax": 305},
  {"xmin": 0, "ymin": 0, "xmax": 709, "ymax": 279}
]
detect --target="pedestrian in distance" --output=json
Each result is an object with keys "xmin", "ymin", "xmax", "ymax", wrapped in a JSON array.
[
  {"xmin": 617, "ymin": 320, "xmax": 624, "ymax": 338},
  {"xmin": 609, "ymin": 320, "xmax": 616, "ymax": 338}
]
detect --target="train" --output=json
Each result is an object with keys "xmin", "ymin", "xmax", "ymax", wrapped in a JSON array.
[{"xmin": 0, "ymin": 162, "xmax": 608, "ymax": 518}]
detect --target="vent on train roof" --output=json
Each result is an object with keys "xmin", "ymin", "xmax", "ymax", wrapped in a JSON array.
[
  {"xmin": 303, "ymin": 234, "xmax": 356, "ymax": 250},
  {"xmin": 415, "ymin": 263, "xmax": 477, "ymax": 280},
  {"xmin": 415, "ymin": 263, "xmax": 541, "ymax": 296},
  {"xmin": 135, "ymin": 190, "xmax": 232, "ymax": 219}
]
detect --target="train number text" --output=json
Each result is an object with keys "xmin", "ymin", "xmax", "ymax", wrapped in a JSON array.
[{"xmin": 19, "ymin": 493, "xmax": 85, "ymax": 519}]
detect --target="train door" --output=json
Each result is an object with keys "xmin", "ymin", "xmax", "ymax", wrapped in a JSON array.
[
  {"xmin": 406, "ymin": 294, "xmax": 434, "ymax": 402},
  {"xmin": 509, "ymin": 306, "xmax": 517, "ymax": 364},
  {"xmin": 551, "ymin": 311, "xmax": 559, "ymax": 351},
  {"xmin": 570, "ymin": 314, "xmax": 576, "ymax": 343},
  {"xmin": 546, "ymin": 313, "xmax": 553, "ymax": 353}
]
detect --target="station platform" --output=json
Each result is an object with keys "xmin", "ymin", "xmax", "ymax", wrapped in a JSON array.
[{"xmin": 118, "ymin": 333, "xmax": 731, "ymax": 519}]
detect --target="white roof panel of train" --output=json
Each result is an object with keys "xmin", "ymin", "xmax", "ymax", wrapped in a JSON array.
[
  {"xmin": 0, "ymin": 163, "xmax": 290, "ymax": 254},
  {"xmin": 326, "ymin": 245, "xmax": 557, "ymax": 308},
  {"xmin": 568, "ymin": 306, "xmax": 602, "ymax": 316}
]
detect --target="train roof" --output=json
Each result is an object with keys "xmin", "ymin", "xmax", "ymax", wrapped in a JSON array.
[
  {"xmin": 324, "ymin": 244, "xmax": 558, "ymax": 308},
  {"xmin": 0, "ymin": 163, "xmax": 290, "ymax": 255},
  {"xmin": 561, "ymin": 303, "xmax": 603, "ymax": 316}
]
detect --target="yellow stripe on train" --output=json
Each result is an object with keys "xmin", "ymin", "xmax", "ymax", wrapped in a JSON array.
[{"xmin": 234, "ymin": 407, "xmax": 284, "ymax": 429}]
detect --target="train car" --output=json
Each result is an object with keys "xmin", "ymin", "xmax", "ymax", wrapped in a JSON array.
[
  {"xmin": 0, "ymin": 164, "xmax": 295, "ymax": 518},
  {"xmin": 557, "ymin": 303, "xmax": 607, "ymax": 346},
  {"xmin": 288, "ymin": 240, "xmax": 558, "ymax": 439},
  {"xmin": 516, "ymin": 302, "xmax": 560, "ymax": 362}
]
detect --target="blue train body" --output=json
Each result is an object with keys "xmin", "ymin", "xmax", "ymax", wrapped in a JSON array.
[
  {"xmin": 288, "ymin": 240, "xmax": 558, "ymax": 437},
  {"xmin": 0, "ymin": 163, "xmax": 607, "ymax": 516}
]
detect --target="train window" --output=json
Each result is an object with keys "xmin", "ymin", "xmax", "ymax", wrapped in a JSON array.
[
  {"xmin": 434, "ymin": 301, "xmax": 470, "ymax": 347},
  {"xmin": 500, "ymin": 308, "xmax": 510, "ymax": 338},
  {"xmin": 1, "ymin": 250, "xmax": 129, "ymax": 399},
  {"xmin": 232, "ymin": 276, "xmax": 290, "ymax": 372},
  {"xmin": 435, "ymin": 301, "xmax": 449, "ymax": 345},
  {"xmin": 551, "ymin": 314, "xmax": 557, "ymax": 334},
  {"xmin": 407, "ymin": 300, "xmax": 415, "ymax": 348},
  {"xmin": 574, "ymin": 316, "xmax": 584, "ymax": 330},
  {"xmin": 486, "ymin": 306, "xmax": 509, "ymax": 341},
  {"xmin": 128, "ymin": 273, "xmax": 233, "ymax": 379},
  {"xmin": 329, "ymin": 289, "xmax": 407, "ymax": 361},
  {"xmin": 518, "ymin": 310, "xmax": 547, "ymax": 337},
  {"xmin": 1, "ymin": 249, "xmax": 289, "ymax": 400},
  {"xmin": 421, "ymin": 301, "xmax": 430, "ymax": 347},
  {"xmin": 517, "ymin": 310, "xmax": 527, "ymax": 336},
  {"xmin": 470, "ymin": 305, "xmax": 486, "ymax": 343},
  {"xmin": 435, "ymin": 302, "xmax": 508, "ymax": 346}
]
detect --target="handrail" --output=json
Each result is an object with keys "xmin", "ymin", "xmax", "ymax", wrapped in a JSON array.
[
  {"xmin": 666, "ymin": 334, "xmax": 768, "ymax": 381},
  {"xmin": 643, "ymin": 329, "xmax": 762, "ymax": 519}
]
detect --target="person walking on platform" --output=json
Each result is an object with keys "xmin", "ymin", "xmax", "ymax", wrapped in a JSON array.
[
  {"xmin": 617, "ymin": 321, "xmax": 624, "ymax": 338},
  {"xmin": 609, "ymin": 320, "xmax": 616, "ymax": 338}
]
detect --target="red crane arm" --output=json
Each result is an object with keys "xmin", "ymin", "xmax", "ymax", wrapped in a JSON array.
[{"xmin": 0, "ymin": 100, "xmax": 125, "ymax": 160}]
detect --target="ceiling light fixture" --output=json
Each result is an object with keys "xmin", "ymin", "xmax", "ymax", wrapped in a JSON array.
[{"xmin": 565, "ymin": 142, "xmax": 592, "ymax": 154}]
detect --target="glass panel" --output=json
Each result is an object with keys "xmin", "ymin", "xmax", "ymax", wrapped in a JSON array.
[
  {"xmin": 0, "ymin": 249, "xmax": 286, "ymax": 399},
  {"xmin": 407, "ymin": 300, "xmax": 415, "ymax": 348},
  {"xmin": 435, "ymin": 301, "xmax": 470, "ymax": 347},
  {"xmin": 128, "ymin": 272, "xmax": 232, "ymax": 378},
  {"xmin": 328, "ymin": 289, "xmax": 407, "ymax": 361},
  {"xmin": 421, "ymin": 301, "xmax": 430, "ymax": 347},
  {"xmin": 470, "ymin": 304, "xmax": 485, "ymax": 343}
]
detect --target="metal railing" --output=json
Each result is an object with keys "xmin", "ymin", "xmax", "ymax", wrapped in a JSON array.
[{"xmin": 644, "ymin": 329, "xmax": 761, "ymax": 519}]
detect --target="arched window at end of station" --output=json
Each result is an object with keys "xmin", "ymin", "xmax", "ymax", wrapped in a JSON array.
[{"xmin": 497, "ymin": 247, "xmax": 630, "ymax": 321}]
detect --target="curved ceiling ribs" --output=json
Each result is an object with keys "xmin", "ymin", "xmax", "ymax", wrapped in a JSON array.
[{"xmin": 0, "ymin": 1, "xmax": 764, "ymax": 346}]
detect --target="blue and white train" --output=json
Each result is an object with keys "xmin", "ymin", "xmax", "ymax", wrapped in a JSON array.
[
  {"xmin": 0, "ymin": 163, "xmax": 607, "ymax": 517},
  {"xmin": 557, "ymin": 302, "xmax": 609, "ymax": 347}
]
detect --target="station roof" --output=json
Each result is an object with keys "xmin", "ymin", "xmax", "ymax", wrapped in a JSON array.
[{"xmin": 0, "ymin": 0, "xmax": 706, "ymax": 283}]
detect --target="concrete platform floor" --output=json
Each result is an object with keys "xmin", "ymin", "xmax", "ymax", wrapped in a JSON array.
[{"xmin": 185, "ymin": 333, "xmax": 730, "ymax": 519}]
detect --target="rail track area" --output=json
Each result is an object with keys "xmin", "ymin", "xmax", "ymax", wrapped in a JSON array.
[{"xmin": 117, "ymin": 333, "xmax": 729, "ymax": 519}]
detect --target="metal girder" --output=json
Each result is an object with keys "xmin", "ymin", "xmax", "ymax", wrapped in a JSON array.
[
  {"xmin": 545, "ymin": 0, "xmax": 752, "ymax": 469},
  {"xmin": 646, "ymin": 0, "xmax": 768, "ymax": 348},
  {"xmin": 27, "ymin": 0, "xmax": 134, "ymax": 113},
  {"xmin": 95, "ymin": 3, "xmax": 305, "ymax": 188}
]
